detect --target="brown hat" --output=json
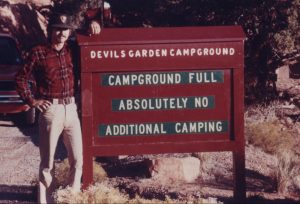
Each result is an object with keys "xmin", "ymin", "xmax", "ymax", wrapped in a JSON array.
[{"xmin": 49, "ymin": 14, "xmax": 75, "ymax": 29}]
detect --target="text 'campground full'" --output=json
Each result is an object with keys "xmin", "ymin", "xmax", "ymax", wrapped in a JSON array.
[{"xmin": 102, "ymin": 71, "xmax": 224, "ymax": 86}]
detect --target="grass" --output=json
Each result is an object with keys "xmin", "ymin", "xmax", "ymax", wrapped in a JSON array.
[
  {"xmin": 53, "ymin": 182, "xmax": 221, "ymax": 204},
  {"xmin": 245, "ymin": 120, "xmax": 294, "ymax": 155},
  {"xmin": 53, "ymin": 183, "xmax": 223, "ymax": 204},
  {"xmin": 54, "ymin": 159, "xmax": 107, "ymax": 186},
  {"xmin": 276, "ymin": 148, "xmax": 299, "ymax": 194},
  {"xmin": 245, "ymin": 101, "xmax": 300, "ymax": 194},
  {"xmin": 53, "ymin": 182, "xmax": 128, "ymax": 204},
  {"xmin": 53, "ymin": 159, "xmax": 223, "ymax": 204}
]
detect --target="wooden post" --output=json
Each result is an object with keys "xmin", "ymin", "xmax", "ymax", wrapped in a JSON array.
[{"xmin": 81, "ymin": 73, "xmax": 94, "ymax": 189}]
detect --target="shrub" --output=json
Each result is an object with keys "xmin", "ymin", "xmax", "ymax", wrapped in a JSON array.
[{"xmin": 245, "ymin": 102, "xmax": 300, "ymax": 194}]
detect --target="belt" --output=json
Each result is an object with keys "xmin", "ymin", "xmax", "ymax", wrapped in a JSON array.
[{"xmin": 48, "ymin": 97, "xmax": 75, "ymax": 105}]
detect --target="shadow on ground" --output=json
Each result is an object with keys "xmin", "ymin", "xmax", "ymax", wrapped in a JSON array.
[
  {"xmin": 97, "ymin": 157, "xmax": 151, "ymax": 178},
  {"xmin": 0, "ymin": 185, "xmax": 36, "ymax": 203},
  {"xmin": 221, "ymin": 196, "xmax": 300, "ymax": 204}
]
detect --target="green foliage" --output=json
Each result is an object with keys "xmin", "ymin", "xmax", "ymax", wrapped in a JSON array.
[
  {"xmin": 274, "ymin": 31, "xmax": 295, "ymax": 55},
  {"xmin": 245, "ymin": 103, "xmax": 300, "ymax": 193},
  {"xmin": 52, "ymin": 0, "xmax": 300, "ymax": 102},
  {"xmin": 245, "ymin": 120, "xmax": 294, "ymax": 154}
]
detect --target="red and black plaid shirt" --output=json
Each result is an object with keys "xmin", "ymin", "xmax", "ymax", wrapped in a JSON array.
[{"xmin": 15, "ymin": 44, "xmax": 75, "ymax": 105}]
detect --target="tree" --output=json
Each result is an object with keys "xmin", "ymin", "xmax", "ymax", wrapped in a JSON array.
[{"xmin": 107, "ymin": 0, "xmax": 298, "ymax": 103}]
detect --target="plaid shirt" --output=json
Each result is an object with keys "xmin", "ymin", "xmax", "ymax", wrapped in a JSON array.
[{"xmin": 15, "ymin": 44, "xmax": 75, "ymax": 105}]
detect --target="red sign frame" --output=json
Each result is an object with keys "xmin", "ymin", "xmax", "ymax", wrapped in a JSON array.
[{"xmin": 77, "ymin": 26, "xmax": 245, "ymax": 201}]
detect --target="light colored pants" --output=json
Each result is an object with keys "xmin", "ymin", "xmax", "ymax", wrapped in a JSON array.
[{"xmin": 38, "ymin": 102, "xmax": 83, "ymax": 204}]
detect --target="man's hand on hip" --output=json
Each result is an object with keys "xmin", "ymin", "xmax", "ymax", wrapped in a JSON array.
[{"xmin": 31, "ymin": 99, "xmax": 52, "ymax": 112}]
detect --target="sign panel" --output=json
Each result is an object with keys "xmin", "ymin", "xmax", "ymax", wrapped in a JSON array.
[{"xmin": 92, "ymin": 69, "xmax": 231, "ymax": 145}]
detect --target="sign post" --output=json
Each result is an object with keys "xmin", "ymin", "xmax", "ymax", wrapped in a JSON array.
[{"xmin": 77, "ymin": 26, "xmax": 246, "ymax": 201}]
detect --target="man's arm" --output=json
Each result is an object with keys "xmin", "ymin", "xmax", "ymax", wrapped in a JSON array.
[
  {"xmin": 85, "ymin": 8, "xmax": 102, "ymax": 35},
  {"xmin": 15, "ymin": 49, "xmax": 51, "ymax": 112},
  {"xmin": 15, "ymin": 50, "xmax": 37, "ymax": 106}
]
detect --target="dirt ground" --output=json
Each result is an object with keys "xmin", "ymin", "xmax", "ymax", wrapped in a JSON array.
[
  {"xmin": 1, "ymin": 113, "xmax": 300, "ymax": 204},
  {"xmin": 0, "ymin": 114, "xmax": 38, "ymax": 203}
]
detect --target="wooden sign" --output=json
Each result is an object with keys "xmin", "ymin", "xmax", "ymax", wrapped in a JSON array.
[{"xmin": 77, "ymin": 26, "xmax": 246, "ymax": 201}]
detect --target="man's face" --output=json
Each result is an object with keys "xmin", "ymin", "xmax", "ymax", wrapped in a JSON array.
[{"xmin": 51, "ymin": 28, "xmax": 71, "ymax": 44}]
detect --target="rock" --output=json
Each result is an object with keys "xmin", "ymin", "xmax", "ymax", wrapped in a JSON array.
[
  {"xmin": 276, "ymin": 65, "xmax": 290, "ymax": 82},
  {"xmin": 8, "ymin": 0, "xmax": 52, "ymax": 7},
  {"xmin": 147, "ymin": 157, "xmax": 200, "ymax": 183},
  {"xmin": 276, "ymin": 65, "xmax": 300, "ymax": 98}
]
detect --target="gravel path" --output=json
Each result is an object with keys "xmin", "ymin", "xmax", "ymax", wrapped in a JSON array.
[
  {"xmin": 0, "ymin": 117, "xmax": 39, "ymax": 185},
  {"xmin": 0, "ymin": 115, "xmax": 39, "ymax": 203}
]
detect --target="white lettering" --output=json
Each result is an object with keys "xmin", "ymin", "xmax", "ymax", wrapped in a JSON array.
[
  {"xmin": 103, "ymin": 50, "xmax": 109, "ymax": 58},
  {"xmin": 131, "ymin": 75, "xmax": 138, "ymax": 84},
  {"xmin": 197, "ymin": 48, "xmax": 202, "ymax": 56},
  {"xmin": 119, "ymin": 100, "xmax": 125, "ymax": 110},
  {"xmin": 108, "ymin": 75, "xmax": 115, "ymax": 86},
  {"xmin": 175, "ymin": 123, "xmax": 181, "ymax": 133},
  {"xmin": 216, "ymin": 122, "xmax": 223, "ymax": 131},
  {"xmin": 127, "ymin": 100, "xmax": 133, "ymax": 110},
  {"xmin": 190, "ymin": 48, "xmax": 196, "ymax": 56},
  {"xmin": 170, "ymin": 49, "xmax": 175, "ymax": 56},
  {"xmin": 105, "ymin": 126, "xmax": 112, "ymax": 135},
  {"xmin": 175, "ymin": 74, "xmax": 181, "ymax": 83},
  {"xmin": 136, "ymin": 50, "xmax": 141, "ymax": 57},
  {"xmin": 149, "ymin": 49, "xmax": 154, "ymax": 57},
  {"xmin": 102, "ymin": 121, "xmax": 225, "ymax": 136},
  {"xmin": 223, "ymin": 48, "xmax": 229, "ymax": 55},
  {"xmin": 122, "ymin": 75, "xmax": 130, "ymax": 85},
  {"xmin": 183, "ymin": 49, "xmax": 190, "ymax": 56},
  {"xmin": 194, "ymin": 97, "xmax": 209, "ymax": 108},
  {"xmin": 119, "ymin": 125, "xmax": 126, "ymax": 135},
  {"xmin": 176, "ymin": 49, "xmax": 182, "ymax": 56},
  {"xmin": 189, "ymin": 73, "xmax": 194, "ymax": 83},
  {"xmin": 204, "ymin": 73, "xmax": 210, "ymax": 82},
  {"xmin": 121, "ymin": 50, "xmax": 126, "ymax": 58},
  {"xmin": 230, "ymin": 48, "xmax": 235, "ymax": 55},
  {"xmin": 115, "ymin": 76, "xmax": 121, "ymax": 85},
  {"xmin": 152, "ymin": 74, "xmax": 159, "ymax": 84},
  {"xmin": 182, "ymin": 98, "xmax": 188, "ymax": 108},
  {"xmin": 90, "ymin": 47, "xmax": 236, "ymax": 60},
  {"xmin": 211, "ymin": 72, "xmax": 217, "ymax": 82},
  {"xmin": 161, "ymin": 49, "xmax": 168, "ymax": 57},
  {"xmin": 128, "ymin": 50, "xmax": 134, "ymax": 57},
  {"xmin": 90, "ymin": 51, "xmax": 96, "ymax": 59},
  {"xmin": 181, "ymin": 123, "xmax": 188, "ymax": 133}
]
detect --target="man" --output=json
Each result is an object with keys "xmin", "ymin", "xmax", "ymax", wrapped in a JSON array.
[{"xmin": 15, "ymin": 14, "xmax": 83, "ymax": 203}]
